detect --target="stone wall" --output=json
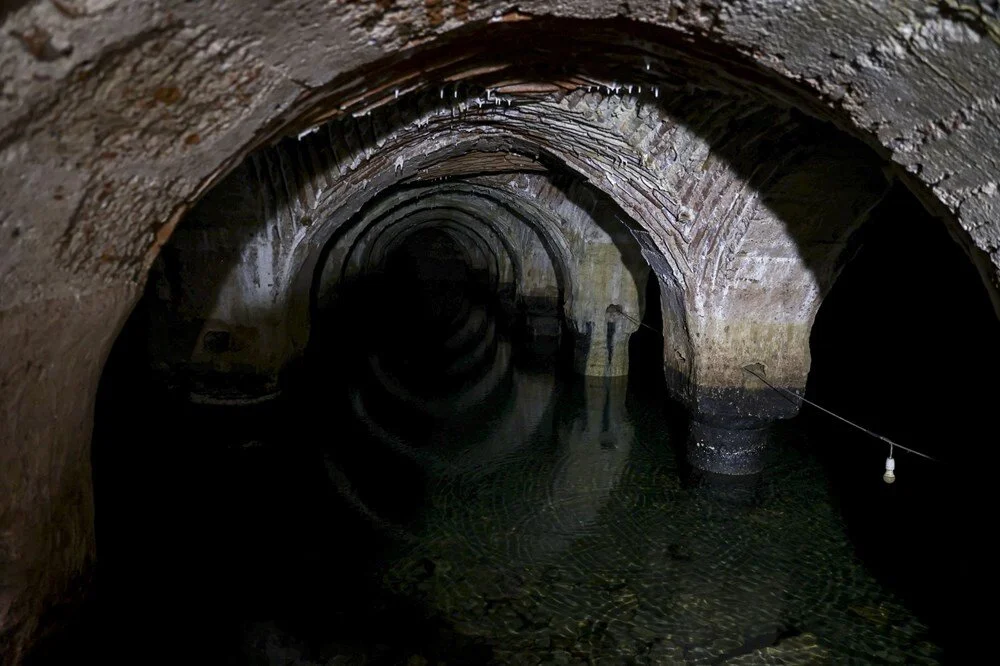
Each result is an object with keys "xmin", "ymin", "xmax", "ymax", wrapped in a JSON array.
[{"xmin": 3, "ymin": 1, "xmax": 999, "ymax": 660}]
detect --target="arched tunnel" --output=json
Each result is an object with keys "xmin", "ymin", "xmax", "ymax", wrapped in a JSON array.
[{"xmin": 3, "ymin": 3, "xmax": 1000, "ymax": 664}]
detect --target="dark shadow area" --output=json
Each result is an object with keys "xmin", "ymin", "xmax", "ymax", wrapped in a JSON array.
[
  {"xmin": 77, "ymin": 276, "xmax": 503, "ymax": 665},
  {"xmin": 75, "ymin": 156, "xmax": 678, "ymax": 662},
  {"xmin": 807, "ymin": 184, "xmax": 1000, "ymax": 661},
  {"xmin": 628, "ymin": 269, "xmax": 665, "ymax": 388},
  {"xmin": 307, "ymin": 225, "xmax": 513, "ymax": 526}
]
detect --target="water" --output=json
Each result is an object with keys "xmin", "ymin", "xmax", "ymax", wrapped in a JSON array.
[
  {"xmin": 84, "ymin": 314, "xmax": 946, "ymax": 664},
  {"xmin": 320, "ymin": 365, "xmax": 939, "ymax": 665}
]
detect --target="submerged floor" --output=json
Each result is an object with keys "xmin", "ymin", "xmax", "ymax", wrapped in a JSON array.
[
  {"xmin": 374, "ymin": 401, "xmax": 935, "ymax": 664},
  {"xmin": 336, "ymin": 368, "xmax": 938, "ymax": 664},
  {"xmin": 74, "ymin": 344, "xmax": 948, "ymax": 666}
]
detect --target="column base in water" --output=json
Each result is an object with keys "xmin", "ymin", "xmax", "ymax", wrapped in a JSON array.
[{"xmin": 687, "ymin": 420, "xmax": 769, "ymax": 475}]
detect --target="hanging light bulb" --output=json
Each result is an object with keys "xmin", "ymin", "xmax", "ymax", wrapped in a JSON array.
[{"xmin": 883, "ymin": 456, "xmax": 896, "ymax": 484}]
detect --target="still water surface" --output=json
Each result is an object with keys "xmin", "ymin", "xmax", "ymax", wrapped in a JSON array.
[{"xmin": 90, "ymin": 345, "xmax": 941, "ymax": 665}]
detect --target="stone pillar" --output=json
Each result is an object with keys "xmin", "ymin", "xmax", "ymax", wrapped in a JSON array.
[
  {"xmin": 144, "ymin": 261, "xmax": 305, "ymax": 404},
  {"xmin": 138, "ymin": 160, "xmax": 314, "ymax": 404},
  {"xmin": 678, "ymin": 319, "xmax": 809, "ymax": 475},
  {"xmin": 686, "ymin": 384, "xmax": 799, "ymax": 475},
  {"xmin": 566, "ymin": 311, "xmax": 636, "ymax": 377}
]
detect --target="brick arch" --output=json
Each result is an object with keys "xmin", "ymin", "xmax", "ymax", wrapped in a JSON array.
[{"xmin": 3, "ymin": 5, "xmax": 999, "ymax": 661}]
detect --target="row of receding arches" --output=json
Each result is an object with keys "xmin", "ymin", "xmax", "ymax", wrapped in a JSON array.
[
  {"xmin": 146, "ymin": 73, "xmax": 887, "ymax": 446},
  {"xmin": 147, "ymin": 167, "xmax": 651, "ymax": 399},
  {"xmin": 311, "ymin": 176, "xmax": 650, "ymax": 378}
]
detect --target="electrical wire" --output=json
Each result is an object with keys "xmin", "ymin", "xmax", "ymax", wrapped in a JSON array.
[
  {"xmin": 606, "ymin": 303, "xmax": 937, "ymax": 462},
  {"xmin": 740, "ymin": 364, "xmax": 937, "ymax": 462}
]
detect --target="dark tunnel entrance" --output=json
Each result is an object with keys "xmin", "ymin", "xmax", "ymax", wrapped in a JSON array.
[
  {"xmin": 326, "ymin": 226, "xmax": 494, "ymax": 384},
  {"xmin": 804, "ymin": 184, "xmax": 1000, "ymax": 660}
]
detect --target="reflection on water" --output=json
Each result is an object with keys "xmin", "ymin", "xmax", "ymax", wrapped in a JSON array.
[
  {"xmin": 359, "ymin": 381, "xmax": 933, "ymax": 663},
  {"xmin": 90, "ymin": 326, "xmax": 943, "ymax": 665},
  {"xmin": 312, "ymin": 320, "xmax": 940, "ymax": 664}
]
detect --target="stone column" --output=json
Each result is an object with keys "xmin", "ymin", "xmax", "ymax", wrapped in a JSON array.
[
  {"xmin": 564, "ymin": 237, "xmax": 648, "ymax": 377},
  {"xmin": 686, "ymin": 381, "xmax": 800, "ymax": 476},
  {"xmin": 661, "ymin": 136, "xmax": 889, "ymax": 474},
  {"xmin": 141, "ymin": 162, "xmax": 310, "ymax": 404},
  {"xmin": 566, "ymin": 311, "xmax": 636, "ymax": 377},
  {"xmin": 674, "ymin": 306, "xmax": 811, "ymax": 475}
]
